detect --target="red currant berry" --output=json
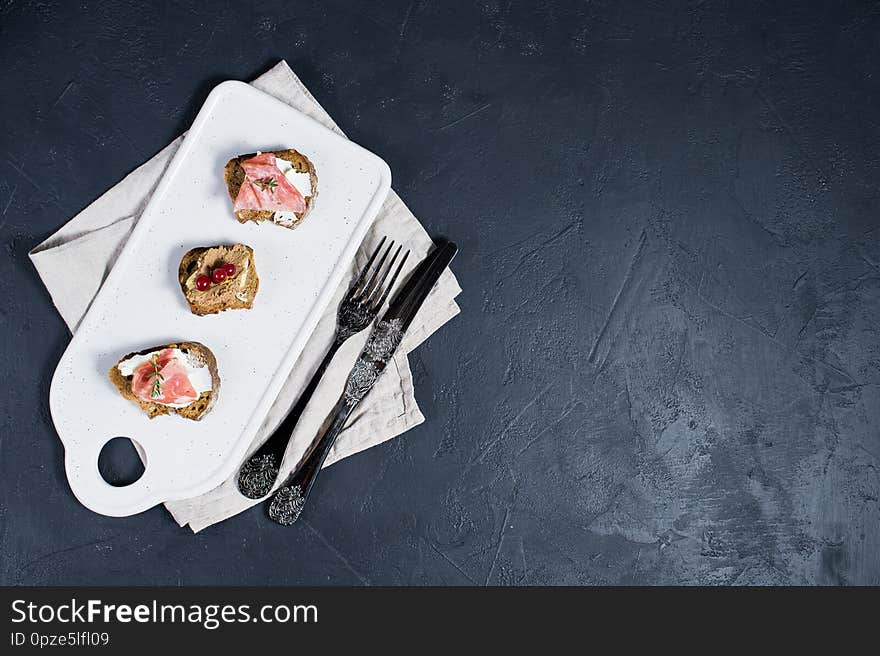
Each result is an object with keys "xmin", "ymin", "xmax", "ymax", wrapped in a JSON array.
[
  {"xmin": 223, "ymin": 262, "xmax": 236, "ymax": 277},
  {"xmin": 211, "ymin": 268, "xmax": 227, "ymax": 284},
  {"xmin": 196, "ymin": 275, "xmax": 211, "ymax": 291}
]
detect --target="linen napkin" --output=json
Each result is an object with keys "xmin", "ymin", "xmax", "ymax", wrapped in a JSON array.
[{"xmin": 30, "ymin": 61, "xmax": 461, "ymax": 532}]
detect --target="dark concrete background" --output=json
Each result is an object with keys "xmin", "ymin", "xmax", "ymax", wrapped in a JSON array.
[{"xmin": 1, "ymin": 0, "xmax": 878, "ymax": 585}]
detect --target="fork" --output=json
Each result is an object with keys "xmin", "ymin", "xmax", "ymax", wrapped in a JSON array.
[{"xmin": 236, "ymin": 236, "xmax": 409, "ymax": 499}]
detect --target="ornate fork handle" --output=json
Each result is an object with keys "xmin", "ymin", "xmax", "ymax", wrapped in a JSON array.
[{"xmin": 236, "ymin": 335, "xmax": 342, "ymax": 499}]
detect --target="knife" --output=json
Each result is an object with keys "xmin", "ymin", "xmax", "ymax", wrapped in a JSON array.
[{"xmin": 267, "ymin": 240, "xmax": 459, "ymax": 525}]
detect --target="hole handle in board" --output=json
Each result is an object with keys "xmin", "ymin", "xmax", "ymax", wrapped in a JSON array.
[{"xmin": 63, "ymin": 435, "xmax": 162, "ymax": 517}]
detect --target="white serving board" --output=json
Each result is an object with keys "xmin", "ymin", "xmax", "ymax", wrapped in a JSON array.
[{"xmin": 49, "ymin": 81, "xmax": 391, "ymax": 517}]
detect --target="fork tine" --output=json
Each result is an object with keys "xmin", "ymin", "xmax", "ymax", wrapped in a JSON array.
[
  {"xmin": 372, "ymin": 249, "xmax": 409, "ymax": 311},
  {"xmin": 349, "ymin": 236, "xmax": 386, "ymax": 298},
  {"xmin": 365, "ymin": 244, "xmax": 402, "ymax": 307},
  {"xmin": 357, "ymin": 239, "xmax": 395, "ymax": 301}
]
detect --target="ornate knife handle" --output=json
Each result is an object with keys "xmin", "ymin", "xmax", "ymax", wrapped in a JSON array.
[{"xmin": 268, "ymin": 319, "xmax": 404, "ymax": 526}]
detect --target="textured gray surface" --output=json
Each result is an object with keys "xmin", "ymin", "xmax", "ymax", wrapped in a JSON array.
[{"xmin": 1, "ymin": 0, "xmax": 878, "ymax": 585}]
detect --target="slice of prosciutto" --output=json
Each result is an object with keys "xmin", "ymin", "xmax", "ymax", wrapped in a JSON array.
[
  {"xmin": 131, "ymin": 349, "xmax": 199, "ymax": 406},
  {"xmin": 233, "ymin": 153, "xmax": 307, "ymax": 214}
]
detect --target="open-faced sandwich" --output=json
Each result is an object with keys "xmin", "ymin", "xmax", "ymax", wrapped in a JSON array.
[
  {"xmin": 108, "ymin": 342, "xmax": 219, "ymax": 420},
  {"xmin": 224, "ymin": 149, "xmax": 317, "ymax": 229},
  {"xmin": 178, "ymin": 243, "xmax": 259, "ymax": 315}
]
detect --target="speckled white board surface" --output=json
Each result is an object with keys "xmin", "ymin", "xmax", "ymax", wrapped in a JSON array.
[{"xmin": 49, "ymin": 81, "xmax": 391, "ymax": 516}]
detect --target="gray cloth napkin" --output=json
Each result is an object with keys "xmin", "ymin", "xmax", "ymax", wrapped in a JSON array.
[{"xmin": 30, "ymin": 61, "xmax": 461, "ymax": 532}]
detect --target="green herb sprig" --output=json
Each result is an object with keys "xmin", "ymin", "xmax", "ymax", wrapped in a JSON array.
[
  {"xmin": 252, "ymin": 176, "xmax": 278, "ymax": 194},
  {"xmin": 147, "ymin": 354, "xmax": 164, "ymax": 399}
]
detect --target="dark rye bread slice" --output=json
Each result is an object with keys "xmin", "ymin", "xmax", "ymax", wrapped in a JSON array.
[
  {"xmin": 224, "ymin": 149, "xmax": 318, "ymax": 229},
  {"xmin": 108, "ymin": 342, "xmax": 219, "ymax": 421},
  {"xmin": 178, "ymin": 244, "xmax": 259, "ymax": 316}
]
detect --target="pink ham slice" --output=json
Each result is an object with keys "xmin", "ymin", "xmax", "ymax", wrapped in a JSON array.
[
  {"xmin": 131, "ymin": 349, "xmax": 199, "ymax": 406},
  {"xmin": 233, "ymin": 153, "xmax": 307, "ymax": 214}
]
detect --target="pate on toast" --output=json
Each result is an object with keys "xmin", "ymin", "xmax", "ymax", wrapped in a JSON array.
[{"xmin": 178, "ymin": 243, "xmax": 259, "ymax": 315}]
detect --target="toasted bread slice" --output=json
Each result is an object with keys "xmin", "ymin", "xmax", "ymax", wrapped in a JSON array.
[
  {"xmin": 108, "ymin": 342, "xmax": 219, "ymax": 420},
  {"xmin": 178, "ymin": 244, "xmax": 259, "ymax": 316},
  {"xmin": 224, "ymin": 149, "xmax": 317, "ymax": 229}
]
